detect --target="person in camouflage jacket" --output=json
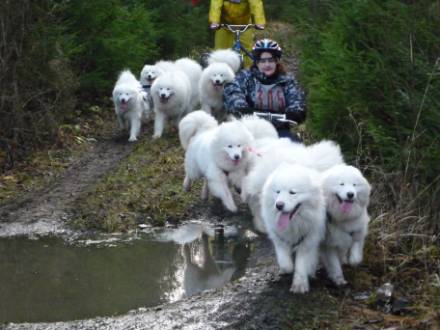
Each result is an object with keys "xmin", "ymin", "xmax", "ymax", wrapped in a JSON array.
[{"xmin": 223, "ymin": 38, "xmax": 305, "ymax": 141}]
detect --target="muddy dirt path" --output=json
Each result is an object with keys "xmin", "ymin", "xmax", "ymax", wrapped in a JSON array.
[{"xmin": 0, "ymin": 135, "xmax": 134, "ymax": 238}]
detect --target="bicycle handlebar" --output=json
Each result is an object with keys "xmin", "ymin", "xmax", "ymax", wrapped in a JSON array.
[
  {"xmin": 253, "ymin": 111, "xmax": 298, "ymax": 126},
  {"xmin": 219, "ymin": 24, "xmax": 256, "ymax": 34}
]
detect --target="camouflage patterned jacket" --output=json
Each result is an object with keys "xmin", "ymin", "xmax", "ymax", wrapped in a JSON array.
[{"xmin": 223, "ymin": 66, "xmax": 306, "ymax": 124}]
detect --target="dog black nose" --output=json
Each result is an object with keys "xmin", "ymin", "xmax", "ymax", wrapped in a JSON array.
[
  {"xmin": 276, "ymin": 201, "xmax": 284, "ymax": 211},
  {"xmin": 347, "ymin": 192, "xmax": 354, "ymax": 199},
  {"xmin": 215, "ymin": 80, "xmax": 221, "ymax": 84},
  {"xmin": 234, "ymin": 154, "xmax": 240, "ymax": 160}
]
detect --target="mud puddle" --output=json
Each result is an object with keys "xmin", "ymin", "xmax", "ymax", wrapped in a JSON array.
[{"xmin": 0, "ymin": 222, "xmax": 254, "ymax": 324}]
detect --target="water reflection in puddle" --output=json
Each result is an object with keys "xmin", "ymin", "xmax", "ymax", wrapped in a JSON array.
[{"xmin": 0, "ymin": 222, "xmax": 253, "ymax": 323}]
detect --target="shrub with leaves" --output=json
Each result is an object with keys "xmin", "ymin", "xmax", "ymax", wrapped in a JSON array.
[
  {"xmin": 276, "ymin": 1, "xmax": 439, "ymax": 199},
  {"xmin": 64, "ymin": 0, "xmax": 159, "ymax": 96}
]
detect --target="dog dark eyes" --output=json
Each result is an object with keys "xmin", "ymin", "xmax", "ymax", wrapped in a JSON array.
[
  {"xmin": 340, "ymin": 183, "xmax": 345, "ymax": 186},
  {"xmin": 237, "ymin": 144, "xmax": 241, "ymax": 147},
  {"xmin": 289, "ymin": 191, "xmax": 296, "ymax": 195}
]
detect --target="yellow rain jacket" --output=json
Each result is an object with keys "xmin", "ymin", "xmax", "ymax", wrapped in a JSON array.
[{"xmin": 209, "ymin": 0, "xmax": 266, "ymax": 67}]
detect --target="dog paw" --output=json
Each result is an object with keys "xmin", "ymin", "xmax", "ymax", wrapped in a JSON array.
[
  {"xmin": 227, "ymin": 204, "xmax": 238, "ymax": 213},
  {"xmin": 291, "ymin": 276, "xmax": 309, "ymax": 294},
  {"xmin": 128, "ymin": 137, "xmax": 137, "ymax": 142},
  {"xmin": 332, "ymin": 276, "xmax": 348, "ymax": 286},
  {"xmin": 152, "ymin": 133, "xmax": 161, "ymax": 139},
  {"xmin": 348, "ymin": 251, "xmax": 363, "ymax": 266}
]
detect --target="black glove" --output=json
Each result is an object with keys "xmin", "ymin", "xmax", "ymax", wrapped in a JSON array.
[
  {"xmin": 270, "ymin": 117, "xmax": 290, "ymax": 130},
  {"xmin": 286, "ymin": 109, "xmax": 305, "ymax": 123}
]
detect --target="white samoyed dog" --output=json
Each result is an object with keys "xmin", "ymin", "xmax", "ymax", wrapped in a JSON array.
[
  {"xmin": 150, "ymin": 70, "xmax": 192, "ymax": 138},
  {"xmin": 261, "ymin": 163, "xmax": 326, "ymax": 293},
  {"xmin": 199, "ymin": 62, "xmax": 235, "ymax": 116},
  {"xmin": 179, "ymin": 111, "xmax": 254, "ymax": 212},
  {"xmin": 208, "ymin": 49, "xmax": 241, "ymax": 73},
  {"xmin": 112, "ymin": 70, "xmax": 151, "ymax": 142},
  {"xmin": 242, "ymin": 139, "xmax": 344, "ymax": 233},
  {"xmin": 139, "ymin": 64, "xmax": 164, "ymax": 90},
  {"xmin": 175, "ymin": 58, "xmax": 203, "ymax": 111},
  {"xmin": 320, "ymin": 164, "xmax": 371, "ymax": 286}
]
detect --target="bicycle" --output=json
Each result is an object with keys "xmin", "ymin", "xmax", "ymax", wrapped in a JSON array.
[
  {"xmin": 219, "ymin": 23, "xmax": 256, "ymax": 68},
  {"xmin": 200, "ymin": 23, "xmax": 256, "ymax": 69},
  {"xmin": 253, "ymin": 111, "xmax": 302, "ymax": 142},
  {"xmin": 252, "ymin": 111, "xmax": 298, "ymax": 127}
]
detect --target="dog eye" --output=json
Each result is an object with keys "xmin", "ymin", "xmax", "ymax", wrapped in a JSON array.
[
  {"xmin": 237, "ymin": 144, "xmax": 241, "ymax": 147},
  {"xmin": 340, "ymin": 183, "xmax": 345, "ymax": 186},
  {"xmin": 289, "ymin": 191, "xmax": 296, "ymax": 195},
  {"xmin": 276, "ymin": 190, "xmax": 280, "ymax": 194},
  {"xmin": 228, "ymin": 145, "xmax": 232, "ymax": 148}
]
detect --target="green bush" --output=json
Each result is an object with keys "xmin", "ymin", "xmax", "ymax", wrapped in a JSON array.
[
  {"xmin": 145, "ymin": 0, "xmax": 211, "ymax": 58},
  {"xmin": 64, "ymin": 0, "xmax": 159, "ymax": 96},
  {"xmin": 281, "ymin": 1, "xmax": 440, "ymax": 183}
]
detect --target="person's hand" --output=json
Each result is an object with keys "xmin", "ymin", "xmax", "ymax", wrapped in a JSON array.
[
  {"xmin": 210, "ymin": 23, "xmax": 220, "ymax": 30},
  {"xmin": 255, "ymin": 24, "xmax": 265, "ymax": 30}
]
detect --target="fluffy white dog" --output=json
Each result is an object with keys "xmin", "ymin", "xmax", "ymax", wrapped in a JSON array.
[
  {"xmin": 199, "ymin": 62, "xmax": 235, "ymax": 116},
  {"xmin": 320, "ymin": 164, "xmax": 371, "ymax": 286},
  {"xmin": 139, "ymin": 64, "xmax": 164, "ymax": 90},
  {"xmin": 112, "ymin": 70, "xmax": 151, "ymax": 142},
  {"xmin": 179, "ymin": 111, "xmax": 254, "ymax": 212},
  {"xmin": 242, "ymin": 139, "xmax": 344, "ymax": 233},
  {"xmin": 150, "ymin": 70, "xmax": 192, "ymax": 138},
  {"xmin": 175, "ymin": 58, "xmax": 203, "ymax": 110},
  {"xmin": 208, "ymin": 49, "xmax": 241, "ymax": 73},
  {"xmin": 261, "ymin": 163, "xmax": 326, "ymax": 293}
]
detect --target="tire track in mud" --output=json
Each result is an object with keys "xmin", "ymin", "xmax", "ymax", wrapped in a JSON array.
[{"xmin": 0, "ymin": 135, "xmax": 135, "ymax": 238}]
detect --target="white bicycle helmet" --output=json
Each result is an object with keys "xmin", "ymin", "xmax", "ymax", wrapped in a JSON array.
[{"xmin": 252, "ymin": 38, "xmax": 283, "ymax": 59}]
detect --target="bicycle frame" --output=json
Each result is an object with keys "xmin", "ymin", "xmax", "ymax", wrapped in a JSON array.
[{"xmin": 220, "ymin": 24, "xmax": 255, "ymax": 66}]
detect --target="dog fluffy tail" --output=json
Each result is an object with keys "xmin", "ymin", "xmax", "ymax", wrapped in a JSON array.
[
  {"xmin": 178, "ymin": 110, "xmax": 218, "ymax": 150},
  {"xmin": 208, "ymin": 49, "xmax": 241, "ymax": 73},
  {"xmin": 305, "ymin": 140, "xmax": 345, "ymax": 171}
]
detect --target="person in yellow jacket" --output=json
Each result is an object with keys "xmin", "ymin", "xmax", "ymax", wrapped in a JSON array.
[{"xmin": 209, "ymin": 0, "xmax": 266, "ymax": 67}]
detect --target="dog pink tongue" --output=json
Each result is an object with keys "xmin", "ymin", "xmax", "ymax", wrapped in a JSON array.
[
  {"xmin": 277, "ymin": 212, "xmax": 290, "ymax": 231},
  {"xmin": 120, "ymin": 102, "xmax": 128, "ymax": 111},
  {"xmin": 341, "ymin": 201, "xmax": 353, "ymax": 214}
]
